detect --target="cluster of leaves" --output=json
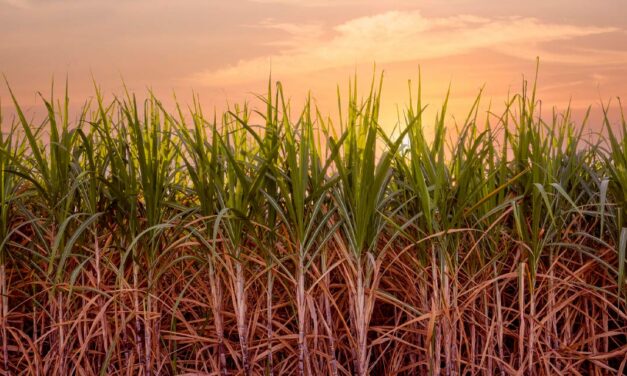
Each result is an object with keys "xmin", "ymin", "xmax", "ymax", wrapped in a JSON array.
[{"xmin": 0, "ymin": 75, "xmax": 626, "ymax": 375}]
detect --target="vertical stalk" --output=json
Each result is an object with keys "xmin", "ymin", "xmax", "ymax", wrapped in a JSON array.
[
  {"xmin": 494, "ymin": 263, "xmax": 505, "ymax": 376},
  {"xmin": 235, "ymin": 259, "xmax": 250, "ymax": 376},
  {"xmin": 1, "ymin": 263, "xmax": 8, "ymax": 374},
  {"xmin": 518, "ymin": 262, "xmax": 525, "ymax": 371},
  {"xmin": 133, "ymin": 258, "xmax": 143, "ymax": 372},
  {"xmin": 431, "ymin": 245, "xmax": 441, "ymax": 375},
  {"xmin": 266, "ymin": 268, "xmax": 274, "ymax": 376},
  {"xmin": 144, "ymin": 267, "xmax": 154, "ymax": 376},
  {"xmin": 57, "ymin": 290, "xmax": 66, "ymax": 374},
  {"xmin": 33, "ymin": 284, "xmax": 40, "ymax": 376},
  {"xmin": 528, "ymin": 284, "xmax": 535, "ymax": 374},
  {"xmin": 354, "ymin": 261, "xmax": 368, "ymax": 376},
  {"xmin": 209, "ymin": 258, "xmax": 227, "ymax": 376},
  {"xmin": 482, "ymin": 290, "xmax": 491, "ymax": 375},
  {"xmin": 95, "ymin": 230, "xmax": 110, "ymax": 361},
  {"xmin": 323, "ymin": 250, "xmax": 338, "ymax": 376},
  {"xmin": 297, "ymin": 257, "xmax": 307, "ymax": 376},
  {"xmin": 51, "ymin": 224, "xmax": 66, "ymax": 375},
  {"xmin": 442, "ymin": 261, "xmax": 452, "ymax": 376},
  {"xmin": 418, "ymin": 277, "xmax": 428, "ymax": 375}
]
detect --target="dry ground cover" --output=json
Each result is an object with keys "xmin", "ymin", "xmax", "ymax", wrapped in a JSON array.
[{"xmin": 0, "ymin": 76, "xmax": 626, "ymax": 375}]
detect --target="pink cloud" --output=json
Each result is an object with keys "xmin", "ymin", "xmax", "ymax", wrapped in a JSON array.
[{"xmin": 190, "ymin": 10, "xmax": 618, "ymax": 85}]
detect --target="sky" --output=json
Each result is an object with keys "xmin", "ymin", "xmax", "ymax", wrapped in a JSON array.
[{"xmin": 1, "ymin": 0, "xmax": 626, "ymax": 132}]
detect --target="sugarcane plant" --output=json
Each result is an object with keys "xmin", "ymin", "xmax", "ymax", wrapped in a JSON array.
[
  {"xmin": 0, "ymin": 118, "xmax": 24, "ymax": 375},
  {"xmin": 329, "ymin": 74, "xmax": 411, "ymax": 376},
  {"xmin": 1, "ymin": 72, "xmax": 626, "ymax": 375}
]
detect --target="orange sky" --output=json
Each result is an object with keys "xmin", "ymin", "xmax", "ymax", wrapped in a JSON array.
[{"xmin": 1, "ymin": 0, "xmax": 626, "ymax": 132}]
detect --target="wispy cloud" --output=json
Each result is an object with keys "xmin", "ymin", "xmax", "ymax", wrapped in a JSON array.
[
  {"xmin": 191, "ymin": 10, "xmax": 619, "ymax": 85},
  {"xmin": 1, "ymin": 0, "xmax": 83, "ymax": 9},
  {"xmin": 254, "ymin": 18, "xmax": 325, "ymax": 47},
  {"xmin": 0, "ymin": 0, "xmax": 33, "ymax": 9},
  {"xmin": 247, "ymin": 0, "xmax": 362, "ymax": 7},
  {"xmin": 495, "ymin": 44, "xmax": 627, "ymax": 66}
]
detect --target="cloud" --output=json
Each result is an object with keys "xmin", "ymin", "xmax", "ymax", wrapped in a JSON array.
[
  {"xmin": 0, "ymin": 0, "xmax": 86, "ymax": 9},
  {"xmin": 0, "ymin": 0, "xmax": 33, "ymax": 8},
  {"xmin": 494, "ymin": 45, "xmax": 627, "ymax": 66},
  {"xmin": 191, "ymin": 10, "xmax": 619, "ymax": 85},
  {"xmin": 247, "ymin": 0, "xmax": 361, "ymax": 6},
  {"xmin": 254, "ymin": 19, "xmax": 325, "ymax": 47}
]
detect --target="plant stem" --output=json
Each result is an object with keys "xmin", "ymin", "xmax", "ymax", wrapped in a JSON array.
[
  {"xmin": 1, "ymin": 263, "xmax": 8, "ymax": 374},
  {"xmin": 297, "ymin": 257, "xmax": 307, "ymax": 376},
  {"xmin": 266, "ymin": 267, "xmax": 274, "ymax": 376},
  {"xmin": 235, "ymin": 259, "xmax": 250, "ymax": 376}
]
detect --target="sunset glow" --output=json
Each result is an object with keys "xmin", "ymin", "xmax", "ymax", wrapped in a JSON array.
[{"xmin": 1, "ymin": 0, "xmax": 626, "ymax": 127}]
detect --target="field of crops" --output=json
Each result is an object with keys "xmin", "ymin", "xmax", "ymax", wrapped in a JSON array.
[{"xmin": 1, "ymin": 76, "xmax": 626, "ymax": 375}]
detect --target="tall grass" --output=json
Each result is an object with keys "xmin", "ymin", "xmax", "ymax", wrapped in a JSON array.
[
  {"xmin": 1, "ymin": 74, "xmax": 626, "ymax": 375},
  {"xmin": 0, "ymin": 112, "xmax": 23, "ymax": 374}
]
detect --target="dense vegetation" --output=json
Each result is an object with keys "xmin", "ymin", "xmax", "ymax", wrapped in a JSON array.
[{"xmin": 0, "ymin": 75, "xmax": 626, "ymax": 375}]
